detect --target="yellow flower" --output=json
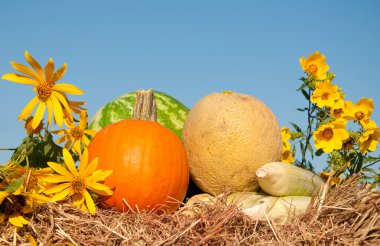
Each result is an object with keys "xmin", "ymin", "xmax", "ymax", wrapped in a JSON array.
[
  {"xmin": 358, "ymin": 123, "xmax": 380, "ymax": 154},
  {"xmin": 2, "ymin": 51, "xmax": 83, "ymax": 129},
  {"xmin": 330, "ymin": 100, "xmax": 345, "ymax": 119},
  {"xmin": 343, "ymin": 98, "xmax": 374, "ymax": 127},
  {"xmin": 24, "ymin": 116, "xmax": 44, "ymax": 136},
  {"xmin": 22, "ymin": 167, "xmax": 55, "ymax": 193},
  {"xmin": 0, "ymin": 191, "xmax": 29, "ymax": 227},
  {"xmin": 320, "ymin": 171, "xmax": 341, "ymax": 186},
  {"xmin": 52, "ymin": 110, "xmax": 96, "ymax": 154},
  {"xmin": 338, "ymin": 89, "xmax": 346, "ymax": 100},
  {"xmin": 313, "ymin": 119, "xmax": 349, "ymax": 153},
  {"xmin": 342, "ymin": 137, "xmax": 355, "ymax": 151},
  {"xmin": 280, "ymin": 127, "xmax": 294, "ymax": 164},
  {"xmin": 281, "ymin": 150, "xmax": 295, "ymax": 164},
  {"xmin": 361, "ymin": 119, "xmax": 378, "ymax": 130},
  {"xmin": 299, "ymin": 51, "xmax": 330, "ymax": 80},
  {"xmin": 281, "ymin": 127, "xmax": 291, "ymax": 150},
  {"xmin": 311, "ymin": 80, "xmax": 340, "ymax": 108},
  {"xmin": 43, "ymin": 148, "xmax": 113, "ymax": 215},
  {"xmin": 23, "ymin": 189, "xmax": 50, "ymax": 213},
  {"xmin": 59, "ymin": 92, "xmax": 87, "ymax": 125}
]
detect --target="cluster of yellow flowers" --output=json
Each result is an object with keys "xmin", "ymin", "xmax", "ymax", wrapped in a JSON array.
[
  {"xmin": 286, "ymin": 51, "xmax": 380, "ymax": 184},
  {"xmin": 0, "ymin": 148, "xmax": 112, "ymax": 227},
  {"xmin": 280, "ymin": 127, "xmax": 295, "ymax": 164},
  {"xmin": 301, "ymin": 52, "xmax": 379, "ymax": 155},
  {"xmin": 1, "ymin": 52, "xmax": 113, "ymax": 228},
  {"xmin": 2, "ymin": 51, "xmax": 96, "ymax": 153}
]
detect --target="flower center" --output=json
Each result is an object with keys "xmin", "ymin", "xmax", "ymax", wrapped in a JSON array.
[
  {"xmin": 334, "ymin": 108, "xmax": 343, "ymax": 115},
  {"xmin": 25, "ymin": 116, "xmax": 43, "ymax": 133},
  {"xmin": 355, "ymin": 111, "xmax": 364, "ymax": 120},
  {"xmin": 322, "ymin": 128, "xmax": 334, "ymax": 140},
  {"xmin": 307, "ymin": 64, "xmax": 318, "ymax": 75},
  {"xmin": 71, "ymin": 178, "xmax": 85, "ymax": 193},
  {"xmin": 35, "ymin": 82, "xmax": 52, "ymax": 101},
  {"xmin": 71, "ymin": 127, "xmax": 83, "ymax": 140},
  {"xmin": 322, "ymin": 92, "xmax": 329, "ymax": 100},
  {"xmin": 343, "ymin": 138, "xmax": 354, "ymax": 150},
  {"xmin": 0, "ymin": 195, "xmax": 26, "ymax": 215}
]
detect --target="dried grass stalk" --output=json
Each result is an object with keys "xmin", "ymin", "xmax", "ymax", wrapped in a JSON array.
[{"xmin": 0, "ymin": 175, "xmax": 379, "ymax": 245}]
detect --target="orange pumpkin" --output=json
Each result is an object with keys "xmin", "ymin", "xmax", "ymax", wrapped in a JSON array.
[{"xmin": 88, "ymin": 90, "xmax": 189, "ymax": 213}]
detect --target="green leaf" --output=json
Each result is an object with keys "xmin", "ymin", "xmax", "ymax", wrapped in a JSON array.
[
  {"xmin": 297, "ymin": 107, "xmax": 308, "ymax": 112},
  {"xmin": 355, "ymin": 154, "xmax": 364, "ymax": 173},
  {"xmin": 5, "ymin": 175, "xmax": 25, "ymax": 193},
  {"xmin": 315, "ymin": 149, "xmax": 324, "ymax": 156},
  {"xmin": 290, "ymin": 122, "xmax": 302, "ymax": 133},
  {"xmin": 301, "ymin": 89, "xmax": 310, "ymax": 100},
  {"xmin": 297, "ymin": 83, "xmax": 308, "ymax": 91},
  {"xmin": 10, "ymin": 131, "xmax": 65, "ymax": 168},
  {"xmin": 363, "ymin": 156, "xmax": 380, "ymax": 164},
  {"xmin": 307, "ymin": 143, "xmax": 314, "ymax": 159},
  {"xmin": 300, "ymin": 142, "xmax": 305, "ymax": 155}
]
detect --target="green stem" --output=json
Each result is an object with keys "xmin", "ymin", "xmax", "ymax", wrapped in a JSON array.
[
  {"xmin": 0, "ymin": 148, "xmax": 16, "ymax": 151},
  {"xmin": 363, "ymin": 159, "xmax": 380, "ymax": 169},
  {"xmin": 300, "ymin": 88, "xmax": 315, "ymax": 169}
]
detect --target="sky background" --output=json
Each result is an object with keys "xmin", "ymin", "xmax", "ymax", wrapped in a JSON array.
[{"xmin": 0, "ymin": 1, "xmax": 379, "ymax": 172}]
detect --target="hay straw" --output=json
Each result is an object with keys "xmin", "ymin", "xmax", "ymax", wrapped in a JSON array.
[{"xmin": 0, "ymin": 175, "xmax": 379, "ymax": 245}]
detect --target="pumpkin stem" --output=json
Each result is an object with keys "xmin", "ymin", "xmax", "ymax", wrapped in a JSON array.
[{"xmin": 132, "ymin": 89, "xmax": 157, "ymax": 121}]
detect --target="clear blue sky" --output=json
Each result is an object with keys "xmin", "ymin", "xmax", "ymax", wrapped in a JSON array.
[{"xmin": 1, "ymin": 1, "xmax": 379, "ymax": 171}]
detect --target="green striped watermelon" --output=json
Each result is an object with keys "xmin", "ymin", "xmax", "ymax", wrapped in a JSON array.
[{"xmin": 89, "ymin": 91, "xmax": 189, "ymax": 139}]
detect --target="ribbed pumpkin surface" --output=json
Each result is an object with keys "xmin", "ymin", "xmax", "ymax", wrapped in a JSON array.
[{"xmin": 88, "ymin": 119, "xmax": 189, "ymax": 212}]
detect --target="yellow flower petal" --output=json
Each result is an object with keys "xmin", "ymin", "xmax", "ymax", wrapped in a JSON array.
[
  {"xmin": 72, "ymin": 141, "xmax": 82, "ymax": 154},
  {"xmin": 52, "ymin": 91, "xmax": 70, "ymax": 112},
  {"xmin": 32, "ymin": 102, "xmax": 46, "ymax": 129},
  {"xmin": 0, "ymin": 191, "xmax": 9, "ymax": 203},
  {"xmin": 79, "ymin": 148, "xmax": 89, "ymax": 175},
  {"xmin": 84, "ymin": 190, "xmax": 96, "ymax": 215},
  {"xmin": 64, "ymin": 139, "xmax": 73, "ymax": 149},
  {"xmin": 79, "ymin": 110, "xmax": 88, "ymax": 129},
  {"xmin": 87, "ymin": 169, "xmax": 113, "ymax": 182},
  {"xmin": 43, "ymin": 175, "xmax": 73, "ymax": 184},
  {"xmin": 368, "ymin": 140, "xmax": 378, "ymax": 152},
  {"xmin": 45, "ymin": 58, "xmax": 54, "ymax": 84},
  {"xmin": 72, "ymin": 193, "xmax": 84, "ymax": 206},
  {"xmin": 51, "ymin": 64, "xmax": 67, "ymax": 84},
  {"xmin": 84, "ymin": 129, "xmax": 97, "ymax": 136},
  {"xmin": 63, "ymin": 148, "xmax": 78, "ymax": 176},
  {"xmin": 18, "ymin": 96, "xmax": 39, "ymax": 120},
  {"xmin": 86, "ymin": 182, "xmax": 113, "ymax": 196},
  {"xmin": 27, "ymin": 193, "xmax": 50, "ymax": 203},
  {"xmin": 51, "ymin": 187, "xmax": 73, "ymax": 202},
  {"xmin": 82, "ymin": 134, "xmax": 91, "ymax": 146},
  {"xmin": 47, "ymin": 162, "xmax": 72, "ymax": 177},
  {"xmin": 46, "ymin": 98, "xmax": 54, "ymax": 126},
  {"xmin": 86, "ymin": 180, "xmax": 113, "ymax": 191},
  {"xmin": 10, "ymin": 61, "xmax": 41, "ymax": 82},
  {"xmin": 361, "ymin": 119, "xmax": 378, "ymax": 130},
  {"xmin": 53, "ymin": 83, "xmax": 84, "ymax": 95},
  {"xmin": 25, "ymin": 51, "xmax": 44, "ymax": 80},
  {"xmin": 44, "ymin": 182, "xmax": 71, "ymax": 194},
  {"xmin": 56, "ymin": 135, "xmax": 70, "ymax": 145},
  {"xmin": 26, "ymin": 234, "xmax": 37, "ymax": 246},
  {"xmin": 2, "ymin": 73, "xmax": 37, "ymax": 85},
  {"xmin": 81, "ymin": 158, "xmax": 98, "ymax": 178},
  {"xmin": 51, "ymin": 93, "xmax": 64, "ymax": 127},
  {"xmin": 9, "ymin": 214, "xmax": 29, "ymax": 227},
  {"xmin": 51, "ymin": 129, "xmax": 67, "ymax": 135}
]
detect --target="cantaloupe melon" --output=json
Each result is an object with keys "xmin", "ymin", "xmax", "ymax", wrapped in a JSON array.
[{"xmin": 182, "ymin": 92, "xmax": 282, "ymax": 195}]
